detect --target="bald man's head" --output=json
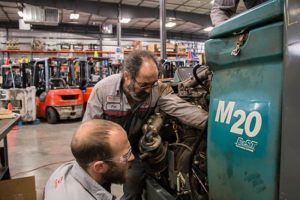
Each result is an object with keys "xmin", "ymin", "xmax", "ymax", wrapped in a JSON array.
[{"xmin": 71, "ymin": 119, "xmax": 126, "ymax": 170}]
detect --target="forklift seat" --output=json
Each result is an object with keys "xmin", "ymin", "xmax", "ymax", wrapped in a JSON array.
[{"xmin": 49, "ymin": 78, "xmax": 66, "ymax": 89}]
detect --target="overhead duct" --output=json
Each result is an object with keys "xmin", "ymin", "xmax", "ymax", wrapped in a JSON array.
[{"xmin": 23, "ymin": 4, "xmax": 59, "ymax": 26}]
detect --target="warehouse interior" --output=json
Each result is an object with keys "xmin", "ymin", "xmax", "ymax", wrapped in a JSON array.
[{"xmin": 0, "ymin": 0, "xmax": 300, "ymax": 200}]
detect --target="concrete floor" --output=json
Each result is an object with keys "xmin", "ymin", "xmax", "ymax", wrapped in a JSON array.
[{"xmin": 7, "ymin": 120, "xmax": 123, "ymax": 200}]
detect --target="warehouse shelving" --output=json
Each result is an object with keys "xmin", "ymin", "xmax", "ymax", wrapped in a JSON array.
[
  {"xmin": 0, "ymin": 49, "xmax": 190, "ymax": 61},
  {"xmin": 0, "ymin": 49, "xmax": 115, "ymax": 54}
]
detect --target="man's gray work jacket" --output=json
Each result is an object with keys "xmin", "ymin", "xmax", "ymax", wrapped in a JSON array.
[
  {"xmin": 211, "ymin": 0, "xmax": 267, "ymax": 25},
  {"xmin": 83, "ymin": 73, "xmax": 207, "ymax": 150},
  {"xmin": 44, "ymin": 161, "xmax": 113, "ymax": 200}
]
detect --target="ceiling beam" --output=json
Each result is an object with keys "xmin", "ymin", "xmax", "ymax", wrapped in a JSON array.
[
  {"xmin": 189, "ymin": 0, "xmax": 211, "ymax": 14},
  {"xmin": 173, "ymin": 0, "xmax": 190, "ymax": 10},
  {"xmin": 0, "ymin": 0, "xmax": 212, "ymax": 26},
  {"xmin": 191, "ymin": 27, "xmax": 205, "ymax": 34},
  {"xmin": 0, "ymin": 5, "xmax": 11, "ymax": 21},
  {"xmin": 144, "ymin": 18, "xmax": 158, "ymax": 29},
  {"xmin": 86, "ymin": 13, "xmax": 92, "ymax": 25},
  {"xmin": 137, "ymin": 0, "xmax": 145, "ymax": 6}
]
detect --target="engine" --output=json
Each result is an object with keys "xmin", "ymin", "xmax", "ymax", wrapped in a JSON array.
[{"xmin": 139, "ymin": 65, "xmax": 212, "ymax": 200}]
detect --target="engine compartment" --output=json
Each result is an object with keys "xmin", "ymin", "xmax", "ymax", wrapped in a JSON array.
[{"xmin": 139, "ymin": 65, "xmax": 212, "ymax": 200}]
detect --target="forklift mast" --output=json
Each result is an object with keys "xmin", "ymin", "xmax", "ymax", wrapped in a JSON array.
[
  {"xmin": 0, "ymin": 63, "xmax": 36, "ymax": 122},
  {"xmin": 0, "ymin": 64, "xmax": 30, "ymax": 89},
  {"xmin": 87, "ymin": 57, "xmax": 112, "ymax": 85},
  {"xmin": 70, "ymin": 58, "xmax": 89, "ymax": 89},
  {"xmin": 1, "ymin": 65, "xmax": 16, "ymax": 89},
  {"xmin": 33, "ymin": 58, "xmax": 71, "ymax": 93}
]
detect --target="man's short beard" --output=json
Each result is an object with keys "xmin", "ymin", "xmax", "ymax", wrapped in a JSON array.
[
  {"xmin": 127, "ymin": 81, "xmax": 150, "ymax": 102},
  {"xmin": 102, "ymin": 162, "xmax": 128, "ymax": 184}
]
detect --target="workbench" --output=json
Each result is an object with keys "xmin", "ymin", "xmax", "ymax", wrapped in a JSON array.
[{"xmin": 0, "ymin": 116, "xmax": 20, "ymax": 180}]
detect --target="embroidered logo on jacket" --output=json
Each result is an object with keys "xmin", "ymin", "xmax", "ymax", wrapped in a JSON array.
[
  {"xmin": 106, "ymin": 103, "xmax": 121, "ymax": 110},
  {"xmin": 106, "ymin": 95, "xmax": 121, "ymax": 103},
  {"xmin": 54, "ymin": 176, "xmax": 64, "ymax": 188}
]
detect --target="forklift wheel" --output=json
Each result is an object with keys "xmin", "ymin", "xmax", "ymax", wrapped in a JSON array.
[{"xmin": 47, "ymin": 107, "xmax": 58, "ymax": 124}]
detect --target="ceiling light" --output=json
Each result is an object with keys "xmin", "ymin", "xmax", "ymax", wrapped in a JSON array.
[
  {"xmin": 18, "ymin": 10, "xmax": 23, "ymax": 17},
  {"xmin": 166, "ymin": 22, "xmax": 176, "ymax": 28},
  {"xmin": 210, "ymin": 0, "xmax": 215, "ymax": 4},
  {"xmin": 70, "ymin": 13, "xmax": 80, "ymax": 20},
  {"xmin": 204, "ymin": 26, "xmax": 213, "ymax": 32},
  {"xmin": 120, "ymin": 18, "xmax": 131, "ymax": 23}
]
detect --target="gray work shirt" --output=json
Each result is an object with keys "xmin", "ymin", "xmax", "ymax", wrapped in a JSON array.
[
  {"xmin": 44, "ymin": 161, "xmax": 113, "ymax": 200},
  {"xmin": 83, "ymin": 73, "xmax": 207, "ymax": 147},
  {"xmin": 210, "ymin": 0, "xmax": 267, "ymax": 26}
]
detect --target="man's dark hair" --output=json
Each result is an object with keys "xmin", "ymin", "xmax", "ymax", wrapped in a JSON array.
[
  {"xmin": 123, "ymin": 50, "xmax": 159, "ymax": 79},
  {"xmin": 71, "ymin": 119, "xmax": 124, "ymax": 170}
]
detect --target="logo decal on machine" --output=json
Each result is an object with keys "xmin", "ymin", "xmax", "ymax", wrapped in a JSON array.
[
  {"xmin": 214, "ymin": 100, "xmax": 266, "ymax": 153},
  {"xmin": 235, "ymin": 137, "xmax": 258, "ymax": 152}
]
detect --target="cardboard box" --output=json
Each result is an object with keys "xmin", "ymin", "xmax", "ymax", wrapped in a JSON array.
[
  {"xmin": 156, "ymin": 43, "xmax": 175, "ymax": 52},
  {"xmin": 146, "ymin": 44, "xmax": 157, "ymax": 52},
  {"xmin": 0, "ymin": 176, "xmax": 36, "ymax": 200},
  {"xmin": 176, "ymin": 44, "xmax": 187, "ymax": 53},
  {"xmin": 132, "ymin": 40, "xmax": 142, "ymax": 50},
  {"xmin": 123, "ymin": 48, "xmax": 133, "ymax": 53}
]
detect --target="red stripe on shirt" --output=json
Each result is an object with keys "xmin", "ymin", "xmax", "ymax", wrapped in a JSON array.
[{"xmin": 104, "ymin": 111, "xmax": 129, "ymax": 116}]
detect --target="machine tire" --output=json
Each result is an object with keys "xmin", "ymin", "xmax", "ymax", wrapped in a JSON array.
[{"xmin": 47, "ymin": 107, "xmax": 58, "ymax": 124}]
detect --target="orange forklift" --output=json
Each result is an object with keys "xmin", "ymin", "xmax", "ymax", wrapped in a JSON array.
[
  {"xmin": 71, "ymin": 57, "xmax": 114, "ymax": 105},
  {"xmin": 32, "ymin": 57, "xmax": 84, "ymax": 124},
  {"xmin": 71, "ymin": 58, "xmax": 90, "ymax": 104}
]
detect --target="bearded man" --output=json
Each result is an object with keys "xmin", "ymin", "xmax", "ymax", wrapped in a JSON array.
[
  {"xmin": 44, "ymin": 119, "xmax": 134, "ymax": 200},
  {"xmin": 83, "ymin": 50, "xmax": 208, "ymax": 200}
]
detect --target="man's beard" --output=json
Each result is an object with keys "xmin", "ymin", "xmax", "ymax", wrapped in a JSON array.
[
  {"xmin": 102, "ymin": 162, "xmax": 128, "ymax": 184},
  {"xmin": 127, "ymin": 82, "xmax": 150, "ymax": 102}
]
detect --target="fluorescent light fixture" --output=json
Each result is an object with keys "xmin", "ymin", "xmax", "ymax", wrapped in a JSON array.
[
  {"xmin": 18, "ymin": 10, "xmax": 23, "ymax": 17},
  {"xmin": 204, "ymin": 26, "xmax": 213, "ymax": 32},
  {"xmin": 210, "ymin": 0, "xmax": 215, "ymax": 4},
  {"xmin": 70, "ymin": 13, "xmax": 80, "ymax": 20},
  {"xmin": 165, "ymin": 22, "xmax": 176, "ymax": 28},
  {"xmin": 120, "ymin": 18, "xmax": 131, "ymax": 23},
  {"xmin": 103, "ymin": 38, "xmax": 111, "ymax": 41}
]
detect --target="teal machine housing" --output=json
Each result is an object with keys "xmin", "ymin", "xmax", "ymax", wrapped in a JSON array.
[{"xmin": 206, "ymin": 0, "xmax": 284, "ymax": 199}]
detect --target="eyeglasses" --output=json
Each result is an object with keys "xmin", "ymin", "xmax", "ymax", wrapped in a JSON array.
[
  {"xmin": 104, "ymin": 147, "xmax": 132, "ymax": 163},
  {"xmin": 133, "ymin": 78, "xmax": 158, "ymax": 90}
]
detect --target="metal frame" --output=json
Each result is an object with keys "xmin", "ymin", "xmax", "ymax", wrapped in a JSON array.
[
  {"xmin": 280, "ymin": 0, "xmax": 300, "ymax": 199},
  {"xmin": 0, "ymin": 117, "xmax": 20, "ymax": 180},
  {"xmin": 1, "ymin": 0, "xmax": 211, "ymax": 26}
]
